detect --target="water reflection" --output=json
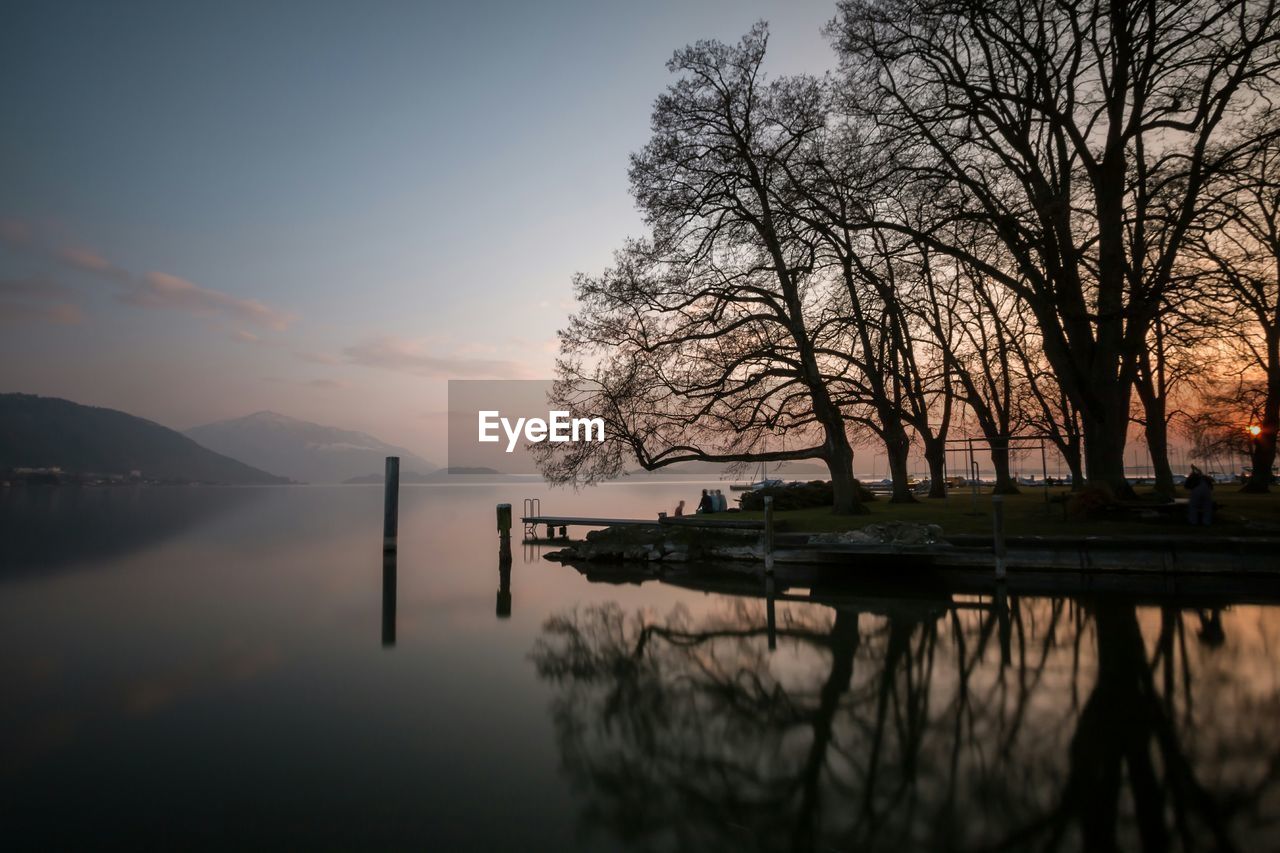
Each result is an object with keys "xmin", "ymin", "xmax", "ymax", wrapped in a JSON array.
[
  {"xmin": 531, "ymin": 575, "xmax": 1280, "ymax": 852},
  {"xmin": 497, "ymin": 550, "xmax": 513, "ymax": 620},
  {"xmin": 382, "ymin": 551, "xmax": 397, "ymax": 647},
  {"xmin": 0, "ymin": 485, "xmax": 268, "ymax": 576}
]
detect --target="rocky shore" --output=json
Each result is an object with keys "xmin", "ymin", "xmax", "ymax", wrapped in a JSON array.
[{"xmin": 543, "ymin": 521, "xmax": 944, "ymax": 564}]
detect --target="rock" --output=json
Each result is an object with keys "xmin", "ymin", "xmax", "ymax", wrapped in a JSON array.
[
  {"xmin": 809, "ymin": 522, "xmax": 943, "ymax": 546},
  {"xmin": 541, "ymin": 523, "xmax": 763, "ymax": 563}
]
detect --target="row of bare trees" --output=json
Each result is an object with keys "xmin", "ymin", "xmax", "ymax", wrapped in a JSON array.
[{"xmin": 538, "ymin": 1, "xmax": 1280, "ymax": 512}]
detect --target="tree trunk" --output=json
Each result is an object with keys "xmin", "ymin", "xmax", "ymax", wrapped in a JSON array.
[
  {"xmin": 1243, "ymin": 396, "xmax": 1278, "ymax": 493},
  {"xmin": 1133, "ymin": 319, "xmax": 1176, "ymax": 499},
  {"xmin": 1083, "ymin": 414, "xmax": 1136, "ymax": 499},
  {"xmin": 884, "ymin": 425, "xmax": 916, "ymax": 503},
  {"xmin": 923, "ymin": 436, "xmax": 947, "ymax": 498},
  {"xmin": 1058, "ymin": 439, "xmax": 1085, "ymax": 490},
  {"xmin": 825, "ymin": 427, "xmax": 869, "ymax": 514},
  {"xmin": 1143, "ymin": 417, "xmax": 1176, "ymax": 499},
  {"xmin": 989, "ymin": 437, "xmax": 1021, "ymax": 495}
]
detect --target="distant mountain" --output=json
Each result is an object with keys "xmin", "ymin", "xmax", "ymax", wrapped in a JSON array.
[
  {"xmin": 343, "ymin": 466, "xmax": 501, "ymax": 484},
  {"xmin": 0, "ymin": 393, "xmax": 287, "ymax": 484},
  {"xmin": 186, "ymin": 411, "xmax": 436, "ymax": 484}
]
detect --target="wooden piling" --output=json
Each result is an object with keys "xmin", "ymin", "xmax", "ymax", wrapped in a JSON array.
[
  {"xmin": 383, "ymin": 456, "xmax": 400, "ymax": 551},
  {"xmin": 497, "ymin": 503, "xmax": 512, "ymax": 563},
  {"xmin": 992, "ymin": 493, "xmax": 1007, "ymax": 579}
]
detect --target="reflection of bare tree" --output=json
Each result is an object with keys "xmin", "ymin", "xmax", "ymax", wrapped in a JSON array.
[{"xmin": 531, "ymin": 593, "xmax": 1280, "ymax": 852}]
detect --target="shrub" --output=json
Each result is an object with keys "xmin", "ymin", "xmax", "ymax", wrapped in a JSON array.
[
  {"xmin": 737, "ymin": 479, "xmax": 875, "ymax": 511},
  {"xmin": 1067, "ymin": 484, "xmax": 1115, "ymax": 518}
]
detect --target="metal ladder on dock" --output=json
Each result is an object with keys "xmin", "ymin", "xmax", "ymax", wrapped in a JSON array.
[{"xmin": 522, "ymin": 498, "xmax": 541, "ymax": 541}]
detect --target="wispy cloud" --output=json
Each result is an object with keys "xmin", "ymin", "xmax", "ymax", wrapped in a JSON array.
[
  {"xmin": 0, "ymin": 276, "xmax": 85, "ymax": 327},
  {"xmin": 1, "ymin": 217, "xmax": 294, "ymax": 330},
  {"xmin": 123, "ymin": 271, "xmax": 292, "ymax": 330},
  {"xmin": 343, "ymin": 335, "xmax": 531, "ymax": 379},
  {"xmin": 260, "ymin": 376, "xmax": 350, "ymax": 391}
]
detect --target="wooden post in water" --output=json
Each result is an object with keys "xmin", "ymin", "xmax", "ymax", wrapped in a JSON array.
[
  {"xmin": 763, "ymin": 495, "xmax": 775, "ymax": 574},
  {"xmin": 496, "ymin": 503, "xmax": 512, "ymax": 564},
  {"xmin": 992, "ymin": 493, "xmax": 1007, "ymax": 579},
  {"xmin": 496, "ymin": 503, "xmax": 513, "ymax": 618},
  {"xmin": 383, "ymin": 456, "xmax": 400, "ymax": 552}
]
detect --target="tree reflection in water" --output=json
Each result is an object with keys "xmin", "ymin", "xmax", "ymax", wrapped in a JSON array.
[{"xmin": 530, "ymin": 585, "xmax": 1280, "ymax": 852}]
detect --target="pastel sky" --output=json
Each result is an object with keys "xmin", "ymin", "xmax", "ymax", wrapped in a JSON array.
[{"xmin": 0, "ymin": 0, "xmax": 837, "ymax": 461}]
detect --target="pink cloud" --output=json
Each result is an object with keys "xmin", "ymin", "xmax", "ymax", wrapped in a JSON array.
[
  {"xmin": 0, "ymin": 300, "xmax": 85, "ymax": 327},
  {"xmin": 1, "ymin": 217, "xmax": 294, "ymax": 331},
  {"xmin": 122, "ymin": 271, "xmax": 293, "ymax": 330},
  {"xmin": 56, "ymin": 246, "xmax": 116, "ymax": 275},
  {"xmin": 0, "ymin": 276, "xmax": 85, "ymax": 326},
  {"xmin": 343, "ymin": 335, "xmax": 531, "ymax": 379}
]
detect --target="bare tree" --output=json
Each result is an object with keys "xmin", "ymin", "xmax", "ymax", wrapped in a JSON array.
[
  {"xmin": 539, "ymin": 27, "xmax": 869, "ymax": 513},
  {"xmin": 1187, "ymin": 116, "xmax": 1280, "ymax": 490},
  {"xmin": 831, "ymin": 0, "xmax": 1280, "ymax": 495}
]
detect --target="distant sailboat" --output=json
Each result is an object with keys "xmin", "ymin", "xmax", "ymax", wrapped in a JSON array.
[{"xmin": 729, "ymin": 461, "xmax": 784, "ymax": 491}]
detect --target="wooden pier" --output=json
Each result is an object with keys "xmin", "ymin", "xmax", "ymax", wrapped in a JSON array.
[{"xmin": 520, "ymin": 513, "xmax": 767, "ymax": 540}]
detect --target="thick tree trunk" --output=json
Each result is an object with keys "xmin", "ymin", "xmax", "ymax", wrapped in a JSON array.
[
  {"xmin": 989, "ymin": 437, "xmax": 1021, "ymax": 495},
  {"xmin": 1134, "ymin": 321, "xmax": 1176, "ymax": 498},
  {"xmin": 923, "ymin": 436, "xmax": 947, "ymax": 498},
  {"xmin": 1243, "ymin": 408, "xmax": 1278, "ymax": 493},
  {"xmin": 825, "ymin": 427, "xmax": 869, "ymax": 515},
  {"xmin": 1083, "ymin": 414, "xmax": 1136, "ymax": 499},
  {"xmin": 884, "ymin": 425, "xmax": 916, "ymax": 503}
]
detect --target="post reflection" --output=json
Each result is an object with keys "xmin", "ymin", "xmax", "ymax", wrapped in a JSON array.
[
  {"xmin": 531, "ymin": 586, "xmax": 1280, "ymax": 851},
  {"xmin": 497, "ymin": 545, "xmax": 512, "ymax": 620},
  {"xmin": 381, "ymin": 551, "xmax": 396, "ymax": 648},
  {"xmin": 765, "ymin": 574, "xmax": 777, "ymax": 651}
]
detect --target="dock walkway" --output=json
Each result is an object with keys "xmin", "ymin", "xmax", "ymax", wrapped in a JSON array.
[{"xmin": 522, "ymin": 514, "xmax": 765, "ymax": 539}]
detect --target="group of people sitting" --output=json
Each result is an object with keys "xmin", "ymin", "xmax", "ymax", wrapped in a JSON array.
[
  {"xmin": 673, "ymin": 488, "xmax": 729, "ymax": 516},
  {"xmin": 1185, "ymin": 469, "xmax": 1215, "ymax": 526}
]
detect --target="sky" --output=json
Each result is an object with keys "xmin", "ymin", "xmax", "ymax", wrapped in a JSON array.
[{"xmin": 0, "ymin": 0, "xmax": 840, "ymax": 461}]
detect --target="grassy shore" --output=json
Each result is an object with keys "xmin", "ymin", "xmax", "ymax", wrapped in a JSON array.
[{"xmin": 731, "ymin": 487, "xmax": 1280, "ymax": 537}]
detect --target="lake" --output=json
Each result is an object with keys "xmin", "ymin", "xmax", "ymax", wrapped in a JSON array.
[{"xmin": 2, "ymin": 483, "xmax": 1279, "ymax": 851}]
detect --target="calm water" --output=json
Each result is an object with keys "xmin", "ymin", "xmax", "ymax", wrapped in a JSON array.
[{"xmin": 2, "ymin": 483, "xmax": 1279, "ymax": 851}]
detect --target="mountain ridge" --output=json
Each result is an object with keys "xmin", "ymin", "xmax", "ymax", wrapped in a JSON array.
[
  {"xmin": 186, "ymin": 411, "xmax": 436, "ymax": 484},
  {"xmin": 0, "ymin": 393, "xmax": 288, "ymax": 484}
]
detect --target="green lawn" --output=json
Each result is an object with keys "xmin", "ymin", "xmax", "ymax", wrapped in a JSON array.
[{"xmin": 731, "ymin": 487, "xmax": 1280, "ymax": 537}]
